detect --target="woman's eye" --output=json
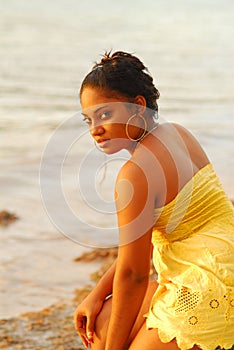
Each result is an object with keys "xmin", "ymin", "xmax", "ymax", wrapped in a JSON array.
[
  {"xmin": 83, "ymin": 117, "xmax": 91, "ymax": 125},
  {"xmin": 99, "ymin": 111, "xmax": 111, "ymax": 120}
]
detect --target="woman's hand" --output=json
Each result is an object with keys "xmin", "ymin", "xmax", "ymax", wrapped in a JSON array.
[
  {"xmin": 74, "ymin": 294, "xmax": 104, "ymax": 348},
  {"xmin": 73, "ymin": 261, "xmax": 116, "ymax": 347}
]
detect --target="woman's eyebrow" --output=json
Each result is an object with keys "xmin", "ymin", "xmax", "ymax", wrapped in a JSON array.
[{"xmin": 81, "ymin": 105, "xmax": 111, "ymax": 117}]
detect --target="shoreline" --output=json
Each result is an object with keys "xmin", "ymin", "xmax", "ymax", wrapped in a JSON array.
[{"xmin": 0, "ymin": 248, "xmax": 118, "ymax": 350}]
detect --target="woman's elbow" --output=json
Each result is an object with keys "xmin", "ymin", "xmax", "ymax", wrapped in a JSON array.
[{"xmin": 118, "ymin": 267, "xmax": 150, "ymax": 285}]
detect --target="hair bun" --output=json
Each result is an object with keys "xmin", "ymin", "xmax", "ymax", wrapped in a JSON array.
[{"xmin": 94, "ymin": 50, "xmax": 147, "ymax": 73}]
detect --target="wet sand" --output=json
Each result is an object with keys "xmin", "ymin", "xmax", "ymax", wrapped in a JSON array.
[{"xmin": 0, "ymin": 248, "xmax": 118, "ymax": 350}]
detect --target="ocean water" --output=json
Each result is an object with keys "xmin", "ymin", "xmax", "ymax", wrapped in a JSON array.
[{"xmin": 0, "ymin": 0, "xmax": 234, "ymax": 318}]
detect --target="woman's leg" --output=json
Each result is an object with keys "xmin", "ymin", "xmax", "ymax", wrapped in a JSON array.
[
  {"xmin": 128, "ymin": 322, "xmax": 201, "ymax": 350},
  {"xmin": 125, "ymin": 280, "xmax": 158, "ymax": 347},
  {"xmin": 91, "ymin": 297, "xmax": 112, "ymax": 350},
  {"xmin": 91, "ymin": 280, "xmax": 158, "ymax": 350},
  {"xmin": 91, "ymin": 279, "xmax": 201, "ymax": 350}
]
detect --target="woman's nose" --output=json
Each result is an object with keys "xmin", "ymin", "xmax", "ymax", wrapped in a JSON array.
[{"xmin": 90, "ymin": 124, "xmax": 105, "ymax": 137}]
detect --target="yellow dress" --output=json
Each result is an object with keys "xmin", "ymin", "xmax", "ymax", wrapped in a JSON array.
[{"xmin": 146, "ymin": 163, "xmax": 234, "ymax": 350}]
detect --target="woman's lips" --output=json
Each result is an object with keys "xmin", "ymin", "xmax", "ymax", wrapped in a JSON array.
[{"xmin": 97, "ymin": 139, "xmax": 110, "ymax": 148}]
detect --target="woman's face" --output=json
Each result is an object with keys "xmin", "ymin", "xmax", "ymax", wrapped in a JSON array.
[{"xmin": 80, "ymin": 87, "xmax": 140, "ymax": 154}]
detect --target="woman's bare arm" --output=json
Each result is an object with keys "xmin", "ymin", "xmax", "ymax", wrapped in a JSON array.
[
  {"xmin": 105, "ymin": 160, "xmax": 155, "ymax": 350},
  {"xmin": 90, "ymin": 258, "xmax": 117, "ymax": 300}
]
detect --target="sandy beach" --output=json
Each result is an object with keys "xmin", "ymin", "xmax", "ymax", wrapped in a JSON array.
[{"xmin": 0, "ymin": 246, "xmax": 118, "ymax": 350}]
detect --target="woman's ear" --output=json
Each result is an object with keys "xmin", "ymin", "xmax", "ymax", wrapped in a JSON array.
[{"xmin": 134, "ymin": 95, "xmax": 146, "ymax": 115}]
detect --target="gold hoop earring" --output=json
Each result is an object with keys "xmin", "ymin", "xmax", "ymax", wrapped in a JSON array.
[{"xmin": 125, "ymin": 114, "xmax": 147, "ymax": 142}]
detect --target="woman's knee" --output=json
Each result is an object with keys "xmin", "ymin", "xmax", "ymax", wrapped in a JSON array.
[{"xmin": 91, "ymin": 297, "xmax": 112, "ymax": 349}]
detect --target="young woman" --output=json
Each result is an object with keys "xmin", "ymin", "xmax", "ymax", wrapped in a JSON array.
[{"xmin": 74, "ymin": 51, "xmax": 234, "ymax": 350}]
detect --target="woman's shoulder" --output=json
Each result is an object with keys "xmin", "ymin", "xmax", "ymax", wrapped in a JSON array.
[
  {"xmin": 141, "ymin": 121, "xmax": 209, "ymax": 169},
  {"xmin": 115, "ymin": 153, "xmax": 159, "ymax": 197},
  {"xmin": 116, "ymin": 158, "xmax": 148, "ymax": 183}
]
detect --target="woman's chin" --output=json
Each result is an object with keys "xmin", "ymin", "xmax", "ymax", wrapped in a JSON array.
[{"xmin": 99, "ymin": 140, "xmax": 129, "ymax": 155}]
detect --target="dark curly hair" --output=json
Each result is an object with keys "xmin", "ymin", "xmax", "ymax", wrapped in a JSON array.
[{"xmin": 80, "ymin": 51, "xmax": 160, "ymax": 117}]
